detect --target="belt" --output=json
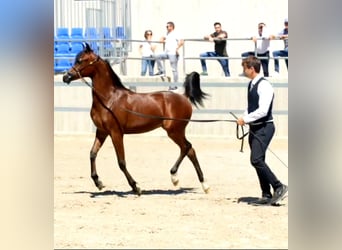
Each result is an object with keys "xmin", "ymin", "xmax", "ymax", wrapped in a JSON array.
[{"xmin": 249, "ymin": 120, "xmax": 273, "ymax": 126}]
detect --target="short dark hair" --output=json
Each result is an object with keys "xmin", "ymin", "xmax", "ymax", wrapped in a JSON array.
[
  {"xmin": 144, "ymin": 30, "xmax": 152, "ymax": 39},
  {"xmin": 214, "ymin": 22, "xmax": 221, "ymax": 27},
  {"xmin": 167, "ymin": 21, "xmax": 175, "ymax": 28},
  {"xmin": 258, "ymin": 22, "xmax": 266, "ymax": 28},
  {"xmin": 242, "ymin": 56, "xmax": 261, "ymax": 73}
]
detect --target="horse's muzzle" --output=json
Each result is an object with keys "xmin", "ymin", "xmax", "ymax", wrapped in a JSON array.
[{"xmin": 62, "ymin": 72, "xmax": 73, "ymax": 84}]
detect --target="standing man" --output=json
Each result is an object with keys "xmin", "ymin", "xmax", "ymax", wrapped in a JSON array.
[
  {"xmin": 154, "ymin": 21, "xmax": 184, "ymax": 89},
  {"xmin": 272, "ymin": 18, "xmax": 288, "ymax": 74},
  {"xmin": 241, "ymin": 22, "xmax": 272, "ymax": 77},
  {"xmin": 199, "ymin": 22, "xmax": 230, "ymax": 77},
  {"xmin": 237, "ymin": 56, "xmax": 287, "ymax": 205}
]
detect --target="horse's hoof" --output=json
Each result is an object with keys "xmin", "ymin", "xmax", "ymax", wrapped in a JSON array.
[
  {"xmin": 134, "ymin": 186, "xmax": 142, "ymax": 196},
  {"xmin": 171, "ymin": 174, "xmax": 179, "ymax": 186},
  {"xmin": 201, "ymin": 182, "xmax": 210, "ymax": 194},
  {"xmin": 97, "ymin": 181, "xmax": 105, "ymax": 190}
]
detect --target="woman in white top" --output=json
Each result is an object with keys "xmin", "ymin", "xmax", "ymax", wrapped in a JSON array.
[{"xmin": 139, "ymin": 30, "xmax": 156, "ymax": 76}]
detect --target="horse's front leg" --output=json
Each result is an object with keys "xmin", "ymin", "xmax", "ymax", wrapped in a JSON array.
[
  {"xmin": 90, "ymin": 129, "xmax": 108, "ymax": 190},
  {"xmin": 111, "ymin": 133, "xmax": 141, "ymax": 195}
]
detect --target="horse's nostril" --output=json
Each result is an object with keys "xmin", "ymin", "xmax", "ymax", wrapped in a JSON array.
[{"xmin": 62, "ymin": 73, "xmax": 72, "ymax": 83}]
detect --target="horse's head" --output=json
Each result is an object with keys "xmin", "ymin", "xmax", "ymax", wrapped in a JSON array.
[{"xmin": 63, "ymin": 43, "xmax": 99, "ymax": 84}]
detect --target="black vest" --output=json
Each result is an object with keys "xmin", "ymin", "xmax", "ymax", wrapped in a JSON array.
[{"xmin": 247, "ymin": 77, "xmax": 274, "ymax": 124}]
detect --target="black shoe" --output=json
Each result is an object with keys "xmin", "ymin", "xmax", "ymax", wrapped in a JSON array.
[
  {"xmin": 262, "ymin": 192, "xmax": 273, "ymax": 199},
  {"xmin": 270, "ymin": 184, "xmax": 288, "ymax": 205},
  {"xmin": 168, "ymin": 86, "xmax": 178, "ymax": 91},
  {"xmin": 154, "ymin": 71, "xmax": 164, "ymax": 76}
]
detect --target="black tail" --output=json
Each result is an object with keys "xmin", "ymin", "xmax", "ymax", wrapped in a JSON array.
[{"xmin": 183, "ymin": 71, "xmax": 209, "ymax": 108}]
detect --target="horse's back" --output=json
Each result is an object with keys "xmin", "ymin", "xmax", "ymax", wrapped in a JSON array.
[{"xmin": 129, "ymin": 90, "xmax": 193, "ymax": 119}]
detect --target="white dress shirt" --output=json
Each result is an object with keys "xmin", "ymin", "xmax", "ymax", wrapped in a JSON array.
[
  {"xmin": 255, "ymin": 27, "xmax": 271, "ymax": 54},
  {"xmin": 243, "ymin": 74, "xmax": 274, "ymax": 124}
]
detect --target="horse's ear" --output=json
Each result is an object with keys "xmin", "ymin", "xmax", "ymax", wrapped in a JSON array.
[{"xmin": 83, "ymin": 42, "xmax": 93, "ymax": 52}]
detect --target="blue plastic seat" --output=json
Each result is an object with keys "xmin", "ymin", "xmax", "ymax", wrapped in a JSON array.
[
  {"xmin": 55, "ymin": 43, "xmax": 70, "ymax": 57},
  {"xmin": 71, "ymin": 27, "xmax": 83, "ymax": 38},
  {"xmin": 101, "ymin": 27, "xmax": 113, "ymax": 50},
  {"xmin": 54, "ymin": 58, "xmax": 72, "ymax": 73},
  {"xmin": 115, "ymin": 26, "xmax": 125, "ymax": 39},
  {"xmin": 56, "ymin": 27, "xmax": 70, "ymax": 46},
  {"xmin": 70, "ymin": 27, "xmax": 84, "ymax": 48},
  {"xmin": 70, "ymin": 43, "xmax": 84, "ymax": 57},
  {"xmin": 54, "ymin": 36, "xmax": 58, "ymax": 53},
  {"xmin": 57, "ymin": 27, "xmax": 69, "ymax": 37},
  {"xmin": 85, "ymin": 27, "xmax": 98, "ymax": 53}
]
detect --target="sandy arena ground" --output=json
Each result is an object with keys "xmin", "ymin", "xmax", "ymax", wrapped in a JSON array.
[{"xmin": 54, "ymin": 134, "xmax": 288, "ymax": 249}]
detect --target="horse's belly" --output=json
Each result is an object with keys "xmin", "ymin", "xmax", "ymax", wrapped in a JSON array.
[{"xmin": 124, "ymin": 121, "xmax": 161, "ymax": 134}]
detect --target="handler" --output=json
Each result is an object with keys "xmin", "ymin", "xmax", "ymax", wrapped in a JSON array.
[{"xmin": 237, "ymin": 56, "xmax": 287, "ymax": 205}]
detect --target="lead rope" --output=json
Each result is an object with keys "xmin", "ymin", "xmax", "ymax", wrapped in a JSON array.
[
  {"xmin": 229, "ymin": 112, "xmax": 249, "ymax": 152},
  {"xmin": 229, "ymin": 112, "xmax": 288, "ymax": 169}
]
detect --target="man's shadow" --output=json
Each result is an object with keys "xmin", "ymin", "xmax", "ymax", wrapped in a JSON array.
[{"xmin": 235, "ymin": 196, "xmax": 284, "ymax": 207}]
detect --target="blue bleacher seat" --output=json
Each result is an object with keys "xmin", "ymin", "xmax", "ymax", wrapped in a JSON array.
[
  {"xmin": 56, "ymin": 27, "xmax": 70, "ymax": 46},
  {"xmin": 70, "ymin": 43, "xmax": 83, "ymax": 57},
  {"xmin": 99, "ymin": 27, "xmax": 114, "ymax": 57},
  {"xmin": 70, "ymin": 27, "xmax": 84, "ymax": 48},
  {"xmin": 54, "ymin": 58, "xmax": 72, "ymax": 74},
  {"xmin": 115, "ymin": 26, "xmax": 125, "ymax": 39},
  {"xmin": 54, "ymin": 37, "xmax": 58, "ymax": 53},
  {"xmin": 71, "ymin": 27, "xmax": 83, "ymax": 38},
  {"xmin": 57, "ymin": 27, "xmax": 69, "ymax": 37},
  {"xmin": 85, "ymin": 27, "xmax": 98, "ymax": 53},
  {"xmin": 55, "ymin": 43, "xmax": 70, "ymax": 57}
]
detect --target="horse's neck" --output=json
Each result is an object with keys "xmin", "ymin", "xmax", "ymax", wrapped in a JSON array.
[{"xmin": 92, "ymin": 62, "xmax": 116, "ymax": 94}]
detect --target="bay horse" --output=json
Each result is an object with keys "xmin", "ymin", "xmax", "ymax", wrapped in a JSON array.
[{"xmin": 63, "ymin": 43, "xmax": 210, "ymax": 195}]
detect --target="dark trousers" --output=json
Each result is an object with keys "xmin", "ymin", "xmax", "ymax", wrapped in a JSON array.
[
  {"xmin": 241, "ymin": 51, "xmax": 270, "ymax": 77},
  {"xmin": 273, "ymin": 49, "xmax": 288, "ymax": 73},
  {"xmin": 200, "ymin": 51, "xmax": 230, "ymax": 76},
  {"xmin": 248, "ymin": 122, "xmax": 281, "ymax": 195}
]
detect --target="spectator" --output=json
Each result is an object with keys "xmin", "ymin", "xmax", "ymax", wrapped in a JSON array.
[
  {"xmin": 199, "ymin": 22, "xmax": 230, "ymax": 77},
  {"xmin": 237, "ymin": 56, "xmax": 288, "ymax": 206},
  {"xmin": 139, "ymin": 30, "xmax": 156, "ymax": 76},
  {"xmin": 241, "ymin": 22, "xmax": 272, "ymax": 77},
  {"xmin": 272, "ymin": 18, "xmax": 288, "ymax": 74},
  {"xmin": 154, "ymin": 21, "xmax": 184, "ymax": 89}
]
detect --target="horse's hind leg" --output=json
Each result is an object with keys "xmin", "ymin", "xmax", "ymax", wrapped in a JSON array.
[
  {"xmin": 186, "ymin": 146, "xmax": 210, "ymax": 193},
  {"xmin": 90, "ymin": 129, "xmax": 108, "ymax": 190},
  {"xmin": 167, "ymin": 129, "xmax": 210, "ymax": 193},
  {"xmin": 168, "ymin": 138, "xmax": 190, "ymax": 186}
]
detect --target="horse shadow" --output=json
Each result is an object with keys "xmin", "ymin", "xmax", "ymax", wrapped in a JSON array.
[{"xmin": 74, "ymin": 187, "xmax": 196, "ymax": 198}]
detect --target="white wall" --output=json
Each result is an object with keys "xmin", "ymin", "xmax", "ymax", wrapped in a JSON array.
[{"xmin": 126, "ymin": 0, "xmax": 288, "ymax": 77}]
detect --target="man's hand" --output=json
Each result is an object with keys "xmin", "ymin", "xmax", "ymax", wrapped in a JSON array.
[{"xmin": 237, "ymin": 117, "xmax": 245, "ymax": 126}]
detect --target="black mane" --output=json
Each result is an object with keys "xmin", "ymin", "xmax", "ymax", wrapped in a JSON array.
[{"xmin": 103, "ymin": 60, "xmax": 128, "ymax": 90}]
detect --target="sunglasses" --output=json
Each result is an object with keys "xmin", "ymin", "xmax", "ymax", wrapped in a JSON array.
[{"xmin": 146, "ymin": 33, "xmax": 152, "ymax": 35}]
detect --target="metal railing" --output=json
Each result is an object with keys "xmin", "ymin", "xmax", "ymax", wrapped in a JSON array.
[{"xmin": 54, "ymin": 37, "xmax": 288, "ymax": 76}]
